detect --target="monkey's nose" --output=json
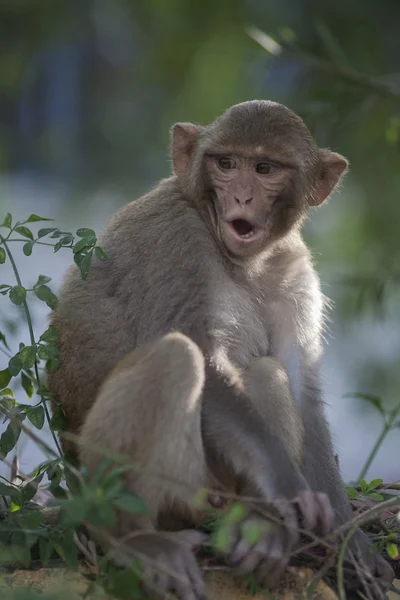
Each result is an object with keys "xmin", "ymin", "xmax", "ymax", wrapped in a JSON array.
[{"xmin": 234, "ymin": 196, "xmax": 253, "ymax": 206}]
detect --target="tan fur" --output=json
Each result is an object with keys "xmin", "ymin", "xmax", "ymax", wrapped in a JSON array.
[{"xmin": 48, "ymin": 100, "xmax": 393, "ymax": 594}]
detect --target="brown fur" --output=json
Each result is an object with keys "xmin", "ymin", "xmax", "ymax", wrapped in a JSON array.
[{"xmin": 48, "ymin": 100, "xmax": 393, "ymax": 596}]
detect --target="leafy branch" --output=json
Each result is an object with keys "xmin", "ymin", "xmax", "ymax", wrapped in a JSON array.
[{"xmin": 0, "ymin": 212, "xmax": 108, "ymax": 461}]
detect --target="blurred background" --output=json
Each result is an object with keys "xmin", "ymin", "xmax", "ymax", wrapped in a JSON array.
[{"xmin": 0, "ymin": 0, "xmax": 399, "ymax": 483}]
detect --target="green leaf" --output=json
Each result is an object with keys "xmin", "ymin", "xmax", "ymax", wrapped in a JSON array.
[
  {"xmin": 54, "ymin": 239, "xmax": 63, "ymax": 252},
  {"xmin": 0, "ymin": 368, "xmax": 12, "ymax": 388},
  {"xmin": 73, "ymin": 238, "xmax": 90, "ymax": 253},
  {"xmin": 112, "ymin": 493, "xmax": 149, "ymax": 515},
  {"xmin": 0, "ymin": 387, "xmax": 13, "ymax": 397},
  {"xmin": 35, "ymin": 284, "xmax": 58, "ymax": 309},
  {"xmin": 1, "ymin": 213, "xmax": 12, "ymax": 228},
  {"xmin": 94, "ymin": 246, "xmax": 108, "ymax": 261},
  {"xmin": 9, "ymin": 285, "xmax": 26, "ymax": 305},
  {"xmin": 78, "ymin": 252, "xmax": 93, "ymax": 280},
  {"xmin": 53, "ymin": 534, "xmax": 78, "ymax": 570},
  {"xmin": 0, "ymin": 330, "xmax": 10, "ymax": 349},
  {"xmin": 0, "ymin": 481, "xmax": 15, "ymax": 494},
  {"xmin": 46, "ymin": 357, "xmax": 61, "ymax": 373},
  {"xmin": 344, "ymin": 393, "xmax": 384, "ymax": 414},
  {"xmin": 360, "ymin": 479, "xmax": 368, "ymax": 493},
  {"xmin": 37, "ymin": 227, "xmax": 58, "ymax": 238},
  {"xmin": 50, "ymin": 404, "xmax": 66, "ymax": 431},
  {"xmin": 61, "ymin": 234, "xmax": 73, "ymax": 245},
  {"xmin": 21, "ymin": 371, "xmax": 34, "ymax": 398},
  {"xmin": 109, "ymin": 566, "xmax": 142, "ymax": 599},
  {"xmin": 19, "ymin": 345, "xmax": 36, "ymax": 369},
  {"xmin": 0, "ymin": 394, "xmax": 15, "ymax": 412},
  {"xmin": 8, "ymin": 354, "xmax": 22, "ymax": 376},
  {"xmin": 48, "ymin": 464, "xmax": 62, "ymax": 488},
  {"xmin": 37, "ymin": 343, "xmax": 59, "ymax": 360},
  {"xmin": 14, "ymin": 226, "xmax": 34, "ymax": 240},
  {"xmin": 367, "ymin": 478, "xmax": 383, "ymax": 491},
  {"xmin": 212, "ymin": 523, "xmax": 233, "ymax": 553},
  {"xmin": 26, "ymin": 405, "xmax": 45, "ymax": 429},
  {"xmin": 26, "ymin": 214, "xmax": 53, "ymax": 223},
  {"xmin": 39, "ymin": 537, "xmax": 53, "ymax": 567},
  {"xmin": 0, "ymin": 285, "xmax": 11, "ymax": 294},
  {"xmin": 65, "ymin": 469, "xmax": 82, "ymax": 496},
  {"xmin": 242, "ymin": 520, "xmax": 262, "ymax": 546},
  {"xmin": 365, "ymin": 492, "xmax": 385, "ymax": 502},
  {"xmin": 10, "ymin": 532, "xmax": 31, "ymax": 567},
  {"xmin": 387, "ymin": 542, "xmax": 399, "ymax": 559},
  {"xmin": 0, "ymin": 417, "xmax": 24, "ymax": 455},
  {"xmin": 58, "ymin": 497, "xmax": 88, "ymax": 526},
  {"xmin": 346, "ymin": 487, "xmax": 359, "ymax": 500},
  {"xmin": 96, "ymin": 503, "xmax": 117, "ymax": 529},
  {"xmin": 21, "ymin": 480, "xmax": 39, "ymax": 504},
  {"xmin": 23, "ymin": 241, "xmax": 34, "ymax": 256},
  {"xmin": 225, "ymin": 502, "xmax": 247, "ymax": 525},
  {"xmin": 39, "ymin": 325, "xmax": 58, "ymax": 343},
  {"xmin": 0, "ymin": 248, "xmax": 5, "ymax": 264},
  {"xmin": 34, "ymin": 275, "xmax": 52, "ymax": 288},
  {"xmin": 77, "ymin": 228, "xmax": 96, "ymax": 239}
]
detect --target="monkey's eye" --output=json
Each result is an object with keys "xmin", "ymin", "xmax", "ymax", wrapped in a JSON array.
[
  {"xmin": 218, "ymin": 157, "xmax": 236, "ymax": 170},
  {"xmin": 256, "ymin": 162, "xmax": 278, "ymax": 175}
]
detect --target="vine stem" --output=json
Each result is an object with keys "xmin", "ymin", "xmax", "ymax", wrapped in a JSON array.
[
  {"xmin": 1, "ymin": 235, "xmax": 62, "ymax": 455},
  {"xmin": 358, "ymin": 402, "xmax": 400, "ymax": 481},
  {"xmin": 6, "ymin": 239, "xmax": 69, "ymax": 248}
]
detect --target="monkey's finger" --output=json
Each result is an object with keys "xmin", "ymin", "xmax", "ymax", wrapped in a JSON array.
[
  {"xmin": 296, "ymin": 490, "xmax": 318, "ymax": 532},
  {"xmin": 256, "ymin": 534, "xmax": 287, "ymax": 589},
  {"xmin": 234, "ymin": 546, "xmax": 265, "ymax": 577},
  {"xmin": 229, "ymin": 536, "xmax": 252, "ymax": 567},
  {"xmin": 315, "ymin": 492, "xmax": 334, "ymax": 536},
  {"xmin": 141, "ymin": 567, "xmax": 168, "ymax": 600},
  {"xmin": 173, "ymin": 565, "xmax": 203, "ymax": 600},
  {"xmin": 279, "ymin": 504, "xmax": 299, "ymax": 548},
  {"xmin": 177, "ymin": 529, "xmax": 208, "ymax": 550},
  {"xmin": 185, "ymin": 552, "xmax": 208, "ymax": 600}
]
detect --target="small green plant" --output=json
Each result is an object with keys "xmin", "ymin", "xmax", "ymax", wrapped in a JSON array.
[{"xmin": 0, "ymin": 212, "xmax": 151, "ymax": 597}]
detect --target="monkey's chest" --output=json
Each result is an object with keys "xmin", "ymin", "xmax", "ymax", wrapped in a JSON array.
[{"xmin": 211, "ymin": 290, "xmax": 269, "ymax": 370}]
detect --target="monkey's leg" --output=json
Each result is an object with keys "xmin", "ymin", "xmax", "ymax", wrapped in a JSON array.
[{"xmin": 79, "ymin": 332, "xmax": 209, "ymax": 600}]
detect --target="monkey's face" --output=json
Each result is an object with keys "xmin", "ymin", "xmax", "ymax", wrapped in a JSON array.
[
  {"xmin": 171, "ymin": 101, "xmax": 348, "ymax": 261},
  {"xmin": 204, "ymin": 153, "xmax": 301, "ymax": 258}
]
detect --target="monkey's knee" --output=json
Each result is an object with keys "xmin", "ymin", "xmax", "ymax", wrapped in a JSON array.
[
  {"xmin": 151, "ymin": 332, "xmax": 205, "ymax": 400},
  {"xmin": 80, "ymin": 333, "xmax": 208, "ymax": 521},
  {"xmin": 246, "ymin": 357, "xmax": 304, "ymax": 463}
]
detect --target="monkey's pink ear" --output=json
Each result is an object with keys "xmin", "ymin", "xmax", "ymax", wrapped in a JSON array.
[
  {"xmin": 310, "ymin": 150, "xmax": 349, "ymax": 206},
  {"xmin": 171, "ymin": 123, "xmax": 201, "ymax": 176}
]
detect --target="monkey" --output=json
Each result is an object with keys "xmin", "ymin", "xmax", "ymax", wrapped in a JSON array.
[{"xmin": 48, "ymin": 100, "xmax": 394, "ymax": 599}]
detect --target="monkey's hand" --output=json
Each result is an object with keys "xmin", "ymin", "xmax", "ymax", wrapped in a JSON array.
[
  {"xmin": 113, "ymin": 529, "xmax": 207, "ymax": 600},
  {"xmin": 219, "ymin": 490, "xmax": 334, "ymax": 588},
  {"xmin": 344, "ymin": 529, "xmax": 394, "ymax": 588}
]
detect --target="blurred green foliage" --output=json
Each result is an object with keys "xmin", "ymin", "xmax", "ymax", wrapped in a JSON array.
[{"xmin": 0, "ymin": 0, "xmax": 399, "ymax": 385}]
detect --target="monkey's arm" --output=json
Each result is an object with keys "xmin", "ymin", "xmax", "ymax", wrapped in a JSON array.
[
  {"xmin": 202, "ymin": 366, "xmax": 308, "ymax": 500},
  {"xmin": 202, "ymin": 363, "xmax": 333, "ymax": 530},
  {"xmin": 201, "ymin": 362, "xmax": 334, "ymax": 585}
]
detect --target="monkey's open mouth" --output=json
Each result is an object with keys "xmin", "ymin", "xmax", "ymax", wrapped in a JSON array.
[{"xmin": 230, "ymin": 219, "xmax": 256, "ymax": 237}]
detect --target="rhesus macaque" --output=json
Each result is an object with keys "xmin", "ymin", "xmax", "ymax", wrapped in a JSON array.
[{"xmin": 48, "ymin": 100, "xmax": 394, "ymax": 599}]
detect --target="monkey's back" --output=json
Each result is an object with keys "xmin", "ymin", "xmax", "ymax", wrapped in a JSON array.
[{"xmin": 48, "ymin": 177, "xmax": 219, "ymax": 456}]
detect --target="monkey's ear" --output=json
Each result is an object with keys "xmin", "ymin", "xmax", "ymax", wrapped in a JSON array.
[
  {"xmin": 310, "ymin": 150, "xmax": 349, "ymax": 206},
  {"xmin": 171, "ymin": 123, "xmax": 201, "ymax": 176}
]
